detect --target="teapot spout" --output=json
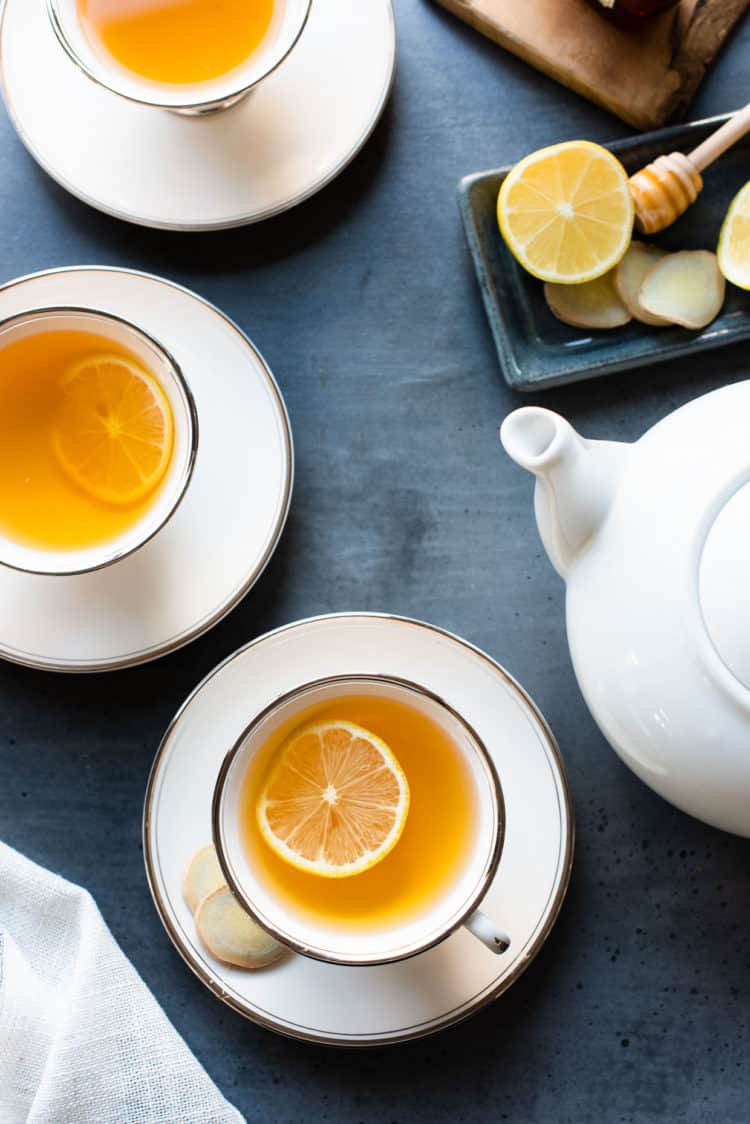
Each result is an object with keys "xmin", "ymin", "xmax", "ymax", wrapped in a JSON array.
[{"xmin": 500, "ymin": 407, "xmax": 629, "ymax": 578}]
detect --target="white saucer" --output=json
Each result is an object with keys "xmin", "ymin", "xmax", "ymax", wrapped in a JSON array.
[
  {"xmin": 144, "ymin": 615, "xmax": 573, "ymax": 1046},
  {"xmin": 0, "ymin": 0, "xmax": 395, "ymax": 230},
  {"xmin": 0, "ymin": 268, "xmax": 293, "ymax": 672}
]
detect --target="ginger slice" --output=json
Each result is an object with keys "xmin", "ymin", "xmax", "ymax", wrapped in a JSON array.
[
  {"xmin": 614, "ymin": 242, "xmax": 670, "ymax": 325},
  {"xmin": 544, "ymin": 270, "xmax": 632, "ymax": 330},
  {"xmin": 196, "ymin": 887, "xmax": 285, "ymax": 970},
  {"xmin": 638, "ymin": 251, "xmax": 725, "ymax": 330},
  {"xmin": 182, "ymin": 845, "xmax": 226, "ymax": 915}
]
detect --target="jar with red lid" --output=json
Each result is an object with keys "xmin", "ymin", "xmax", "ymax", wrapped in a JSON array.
[{"xmin": 588, "ymin": 0, "xmax": 681, "ymax": 24}]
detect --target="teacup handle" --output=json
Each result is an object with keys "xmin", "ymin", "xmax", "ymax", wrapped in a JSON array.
[{"xmin": 463, "ymin": 909, "xmax": 510, "ymax": 954}]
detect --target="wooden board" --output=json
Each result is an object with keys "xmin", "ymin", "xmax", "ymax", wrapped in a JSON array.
[{"xmin": 431, "ymin": 0, "xmax": 750, "ymax": 130}]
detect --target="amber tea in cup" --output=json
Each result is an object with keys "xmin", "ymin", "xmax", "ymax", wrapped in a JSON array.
[
  {"xmin": 76, "ymin": 0, "xmax": 275, "ymax": 86},
  {"xmin": 214, "ymin": 676, "xmax": 509, "ymax": 966},
  {"xmin": 49, "ymin": 0, "xmax": 311, "ymax": 113},
  {"xmin": 0, "ymin": 308, "xmax": 196, "ymax": 575},
  {"xmin": 240, "ymin": 687, "xmax": 479, "ymax": 932}
]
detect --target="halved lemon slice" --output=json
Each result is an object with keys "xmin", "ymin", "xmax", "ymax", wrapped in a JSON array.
[
  {"xmin": 257, "ymin": 721, "xmax": 410, "ymax": 878},
  {"xmin": 717, "ymin": 180, "xmax": 750, "ymax": 290},
  {"xmin": 497, "ymin": 140, "xmax": 634, "ymax": 284},
  {"xmin": 52, "ymin": 354, "xmax": 174, "ymax": 507}
]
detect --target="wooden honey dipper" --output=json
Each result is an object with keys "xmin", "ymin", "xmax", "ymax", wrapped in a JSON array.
[{"xmin": 630, "ymin": 105, "xmax": 750, "ymax": 234}]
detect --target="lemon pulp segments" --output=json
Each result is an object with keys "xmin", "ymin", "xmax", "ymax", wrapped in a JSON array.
[
  {"xmin": 497, "ymin": 141, "xmax": 634, "ymax": 284},
  {"xmin": 52, "ymin": 354, "xmax": 174, "ymax": 507},
  {"xmin": 257, "ymin": 720, "xmax": 410, "ymax": 878}
]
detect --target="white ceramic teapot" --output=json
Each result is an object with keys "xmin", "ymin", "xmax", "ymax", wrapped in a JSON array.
[{"xmin": 501, "ymin": 382, "xmax": 750, "ymax": 837}]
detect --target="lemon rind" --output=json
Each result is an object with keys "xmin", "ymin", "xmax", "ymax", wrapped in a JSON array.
[{"xmin": 717, "ymin": 181, "xmax": 750, "ymax": 291}]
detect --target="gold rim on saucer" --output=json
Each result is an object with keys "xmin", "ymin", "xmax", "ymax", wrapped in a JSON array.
[
  {"xmin": 0, "ymin": 266, "xmax": 294, "ymax": 673},
  {"xmin": 0, "ymin": 0, "xmax": 396, "ymax": 230},
  {"xmin": 143, "ymin": 613, "xmax": 575, "ymax": 1046}
]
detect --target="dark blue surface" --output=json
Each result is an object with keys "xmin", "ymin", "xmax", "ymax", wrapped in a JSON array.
[{"xmin": 2, "ymin": 3, "xmax": 750, "ymax": 1121}]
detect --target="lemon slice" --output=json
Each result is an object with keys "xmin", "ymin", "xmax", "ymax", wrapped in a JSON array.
[
  {"xmin": 497, "ymin": 140, "xmax": 634, "ymax": 284},
  {"xmin": 52, "ymin": 354, "xmax": 173, "ymax": 507},
  {"xmin": 257, "ymin": 720, "xmax": 410, "ymax": 878},
  {"xmin": 718, "ymin": 180, "xmax": 750, "ymax": 290}
]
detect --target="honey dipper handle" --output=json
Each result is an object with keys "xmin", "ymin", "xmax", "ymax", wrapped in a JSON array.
[{"xmin": 687, "ymin": 104, "xmax": 750, "ymax": 173}]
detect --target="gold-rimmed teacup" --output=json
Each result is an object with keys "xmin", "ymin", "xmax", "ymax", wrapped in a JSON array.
[
  {"xmin": 46, "ymin": 0, "xmax": 313, "ymax": 115},
  {"xmin": 213, "ymin": 674, "xmax": 511, "ymax": 967},
  {"xmin": 0, "ymin": 306, "xmax": 197, "ymax": 576}
]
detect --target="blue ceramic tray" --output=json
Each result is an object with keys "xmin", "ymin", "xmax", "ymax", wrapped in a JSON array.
[{"xmin": 458, "ymin": 115, "xmax": 750, "ymax": 391}]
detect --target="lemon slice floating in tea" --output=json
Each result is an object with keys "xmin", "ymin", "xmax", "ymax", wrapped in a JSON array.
[
  {"xmin": 497, "ymin": 140, "xmax": 634, "ymax": 284},
  {"xmin": 53, "ymin": 354, "xmax": 174, "ymax": 507},
  {"xmin": 257, "ymin": 721, "xmax": 410, "ymax": 879}
]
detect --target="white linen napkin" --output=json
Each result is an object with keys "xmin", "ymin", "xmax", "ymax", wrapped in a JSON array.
[{"xmin": 0, "ymin": 842, "xmax": 244, "ymax": 1124}]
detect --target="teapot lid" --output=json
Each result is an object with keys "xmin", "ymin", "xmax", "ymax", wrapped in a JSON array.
[{"xmin": 699, "ymin": 481, "xmax": 750, "ymax": 689}]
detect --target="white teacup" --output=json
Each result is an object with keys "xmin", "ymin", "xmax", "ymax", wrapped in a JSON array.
[
  {"xmin": 46, "ymin": 0, "xmax": 312, "ymax": 114},
  {"xmin": 213, "ymin": 674, "xmax": 510, "ymax": 967},
  {"xmin": 0, "ymin": 307, "xmax": 197, "ymax": 576}
]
